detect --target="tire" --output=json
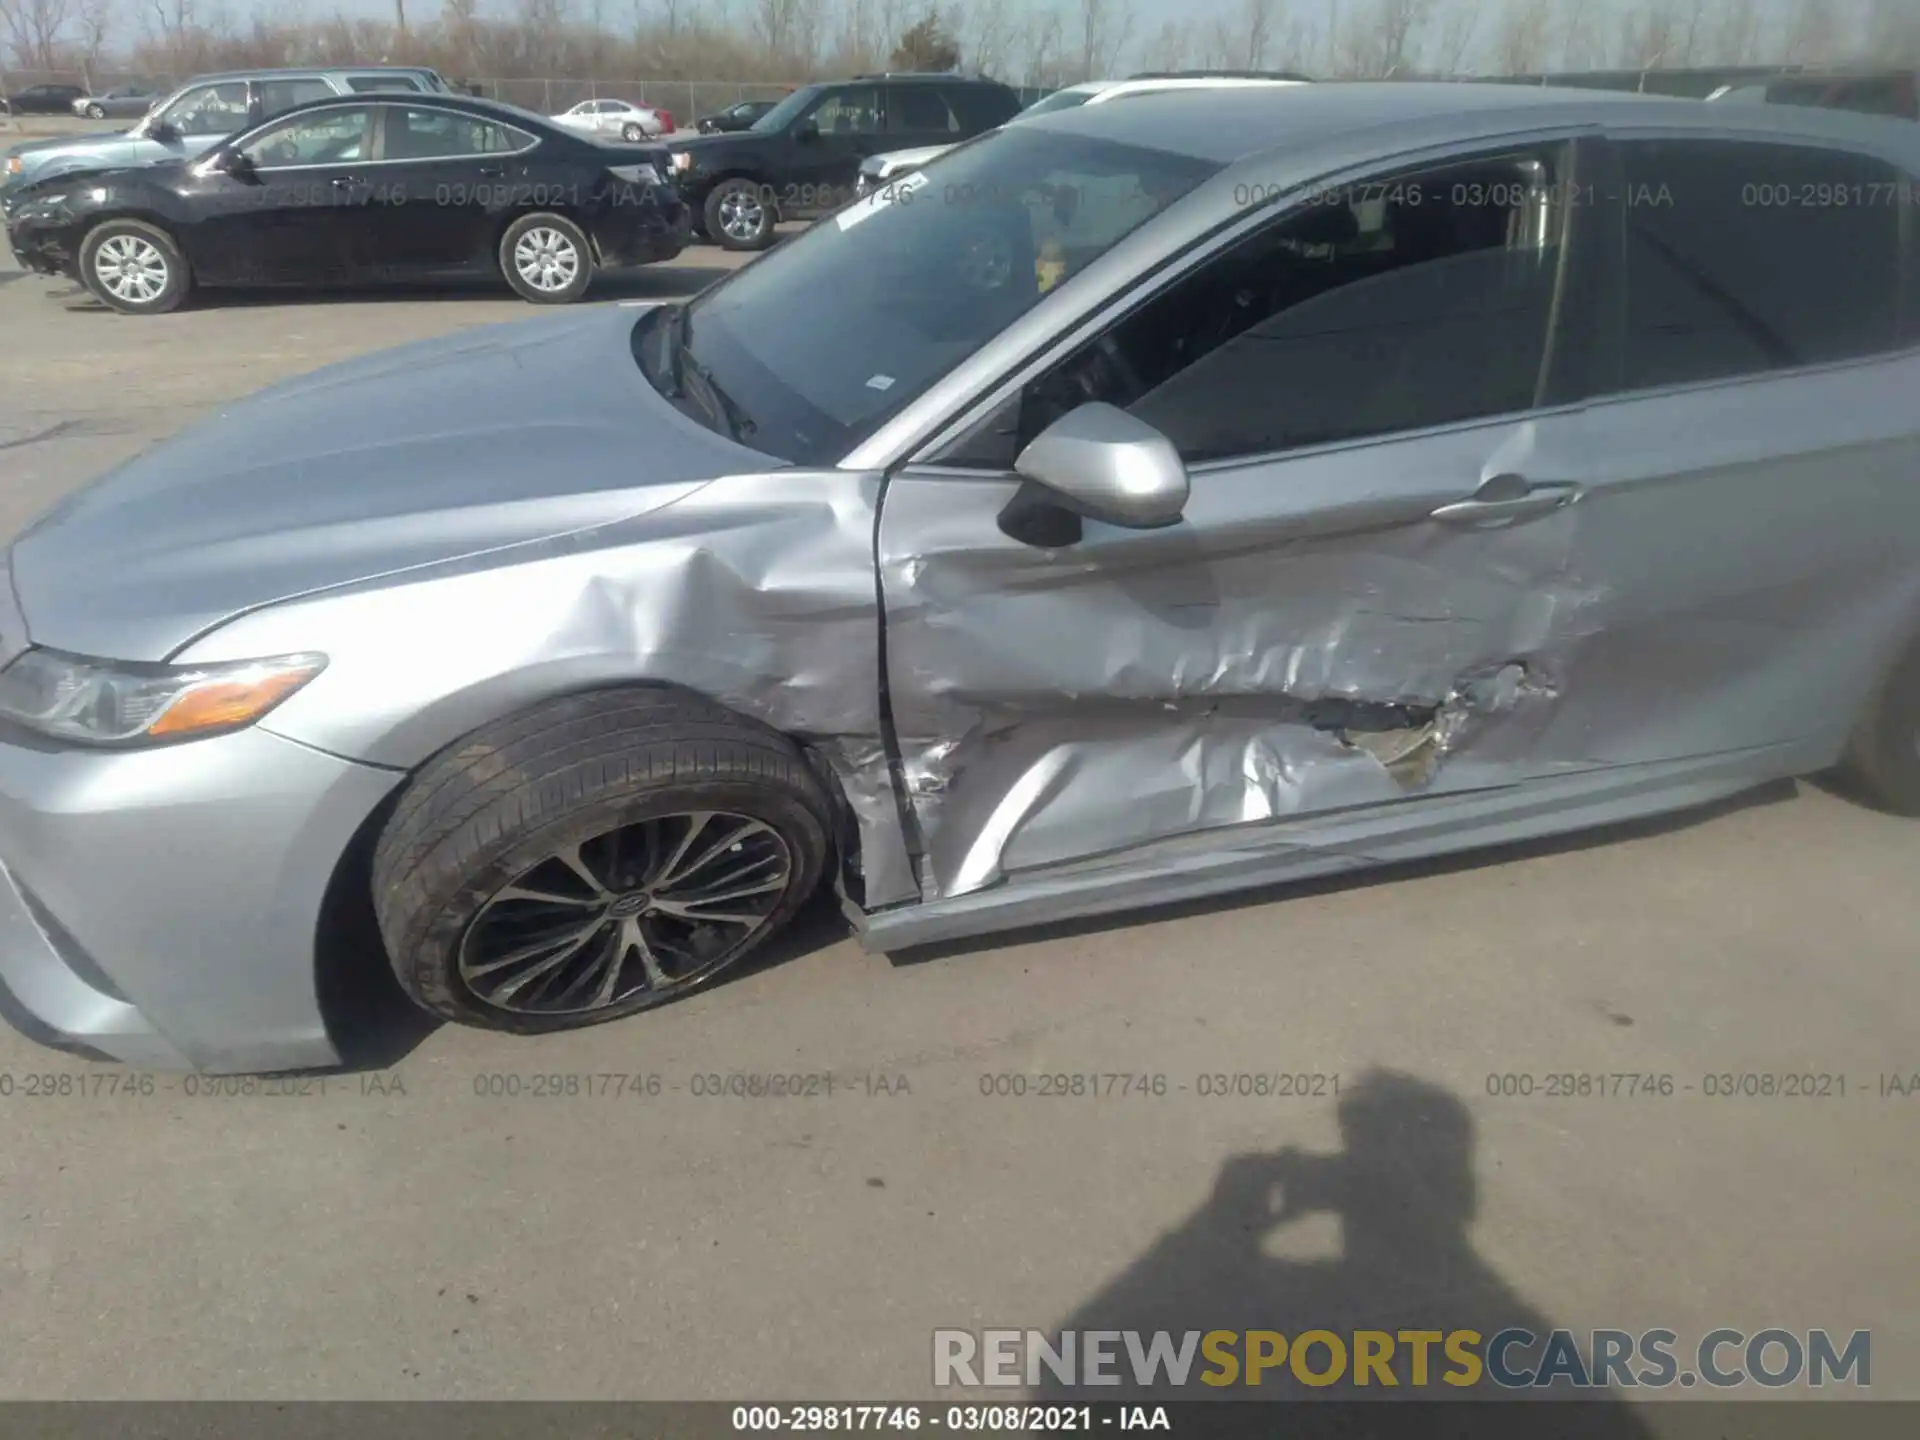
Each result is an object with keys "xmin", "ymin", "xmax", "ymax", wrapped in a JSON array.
[
  {"xmin": 85, "ymin": 103, "xmax": 105, "ymax": 119},
  {"xmin": 371, "ymin": 688, "xmax": 835, "ymax": 1034},
  {"xmin": 1833, "ymin": 637, "xmax": 1920, "ymax": 815},
  {"xmin": 621, "ymin": 121, "xmax": 644, "ymax": 142},
  {"xmin": 497, "ymin": 212, "xmax": 594, "ymax": 304},
  {"xmin": 704, "ymin": 177, "xmax": 776, "ymax": 251},
  {"xmin": 79, "ymin": 218, "xmax": 190, "ymax": 315}
]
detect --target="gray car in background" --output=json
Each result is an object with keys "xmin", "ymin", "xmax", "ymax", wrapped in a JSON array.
[
  {"xmin": 1, "ymin": 84, "xmax": 1918, "ymax": 1073},
  {"xmin": 71, "ymin": 82, "xmax": 165, "ymax": 120},
  {"xmin": 2, "ymin": 66, "xmax": 449, "ymax": 198}
]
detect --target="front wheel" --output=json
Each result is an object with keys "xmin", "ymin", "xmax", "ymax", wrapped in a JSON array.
[
  {"xmin": 621, "ymin": 121, "xmax": 645, "ymax": 142},
  {"xmin": 371, "ymin": 689, "xmax": 834, "ymax": 1034},
  {"xmin": 498, "ymin": 212, "xmax": 594, "ymax": 304},
  {"xmin": 704, "ymin": 177, "xmax": 776, "ymax": 251},
  {"xmin": 1833, "ymin": 638, "xmax": 1920, "ymax": 815},
  {"xmin": 85, "ymin": 103, "xmax": 105, "ymax": 119},
  {"xmin": 79, "ymin": 219, "xmax": 190, "ymax": 314}
]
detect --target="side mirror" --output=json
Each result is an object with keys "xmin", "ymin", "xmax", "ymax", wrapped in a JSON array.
[
  {"xmin": 214, "ymin": 148, "xmax": 257, "ymax": 181},
  {"xmin": 1001, "ymin": 403, "xmax": 1189, "ymax": 544},
  {"xmin": 794, "ymin": 116, "xmax": 819, "ymax": 141},
  {"xmin": 147, "ymin": 118, "xmax": 179, "ymax": 142}
]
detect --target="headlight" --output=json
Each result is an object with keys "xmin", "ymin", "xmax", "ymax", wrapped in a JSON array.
[
  {"xmin": 670, "ymin": 152, "xmax": 693, "ymax": 174},
  {"xmin": 607, "ymin": 162, "xmax": 661, "ymax": 187},
  {"xmin": 0, "ymin": 648, "xmax": 326, "ymax": 746}
]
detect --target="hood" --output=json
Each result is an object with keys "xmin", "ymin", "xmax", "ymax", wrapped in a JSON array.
[
  {"xmin": 5, "ymin": 131, "xmax": 147, "ymax": 184},
  {"xmin": 669, "ymin": 131, "xmax": 770, "ymax": 158},
  {"xmin": 9, "ymin": 305, "xmax": 773, "ymax": 662}
]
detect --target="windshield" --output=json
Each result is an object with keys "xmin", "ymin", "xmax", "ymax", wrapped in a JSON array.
[
  {"xmin": 640, "ymin": 125, "xmax": 1221, "ymax": 466},
  {"xmin": 1017, "ymin": 88, "xmax": 1099, "ymax": 119},
  {"xmin": 749, "ymin": 86, "xmax": 820, "ymax": 133}
]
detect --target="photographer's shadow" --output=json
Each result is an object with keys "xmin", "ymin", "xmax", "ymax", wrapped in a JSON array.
[{"xmin": 1034, "ymin": 1071, "xmax": 1653, "ymax": 1437}]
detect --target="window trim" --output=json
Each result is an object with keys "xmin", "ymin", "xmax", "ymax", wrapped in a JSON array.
[
  {"xmin": 236, "ymin": 103, "xmax": 380, "ymax": 171},
  {"xmin": 1583, "ymin": 127, "xmax": 1920, "ymax": 411},
  {"xmin": 908, "ymin": 134, "xmax": 1595, "ymax": 475},
  {"xmin": 212, "ymin": 103, "xmax": 541, "ymax": 175}
]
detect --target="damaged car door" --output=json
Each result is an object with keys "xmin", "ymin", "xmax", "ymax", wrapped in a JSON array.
[{"xmin": 877, "ymin": 137, "xmax": 1613, "ymax": 903}]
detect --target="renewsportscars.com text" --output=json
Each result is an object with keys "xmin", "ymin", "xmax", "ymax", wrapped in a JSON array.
[{"xmin": 933, "ymin": 1328, "xmax": 1870, "ymax": 1390}]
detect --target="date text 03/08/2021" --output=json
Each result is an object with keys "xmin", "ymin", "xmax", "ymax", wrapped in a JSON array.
[{"xmin": 731, "ymin": 1406, "xmax": 1164, "ymax": 1433}]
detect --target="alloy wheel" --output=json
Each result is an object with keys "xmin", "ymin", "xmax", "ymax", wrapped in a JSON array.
[
  {"xmin": 717, "ymin": 188, "xmax": 766, "ymax": 244},
  {"xmin": 511, "ymin": 227, "xmax": 581, "ymax": 293},
  {"xmin": 93, "ymin": 234, "xmax": 169, "ymax": 304},
  {"xmin": 457, "ymin": 811, "xmax": 794, "ymax": 1014}
]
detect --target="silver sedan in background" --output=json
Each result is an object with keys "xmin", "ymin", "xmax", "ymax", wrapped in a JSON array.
[
  {"xmin": 549, "ymin": 97, "xmax": 670, "ymax": 141},
  {"xmin": 1, "ymin": 84, "xmax": 1918, "ymax": 1073}
]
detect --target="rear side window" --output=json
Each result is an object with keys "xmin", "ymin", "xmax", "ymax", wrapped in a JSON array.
[
  {"xmin": 893, "ymin": 86, "xmax": 959, "ymax": 133},
  {"xmin": 347, "ymin": 74, "xmax": 424, "ymax": 93},
  {"xmin": 948, "ymin": 84, "xmax": 1021, "ymax": 131},
  {"xmin": 257, "ymin": 79, "xmax": 334, "ymax": 119},
  {"xmin": 1613, "ymin": 139, "xmax": 1907, "ymax": 392},
  {"xmin": 385, "ymin": 107, "xmax": 535, "ymax": 159}
]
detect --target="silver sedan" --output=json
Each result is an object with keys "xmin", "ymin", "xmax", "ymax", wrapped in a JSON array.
[{"xmin": 2, "ymin": 84, "xmax": 1918, "ymax": 1072}]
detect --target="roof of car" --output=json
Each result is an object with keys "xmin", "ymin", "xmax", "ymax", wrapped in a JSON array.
[
  {"xmin": 239, "ymin": 90, "xmax": 559, "ymax": 130},
  {"xmin": 181, "ymin": 65, "xmax": 443, "ymax": 84},
  {"xmin": 1021, "ymin": 80, "xmax": 1920, "ymax": 165}
]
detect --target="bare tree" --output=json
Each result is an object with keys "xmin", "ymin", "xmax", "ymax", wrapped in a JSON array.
[
  {"xmin": 1429, "ymin": 0, "xmax": 1480, "ymax": 73},
  {"xmin": 1144, "ymin": 15, "xmax": 1190, "ymax": 68},
  {"xmin": 1704, "ymin": 0, "xmax": 1760, "ymax": 64},
  {"xmin": 1076, "ymin": 0, "xmax": 1131, "ymax": 80},
  {"xmin": 1779, "ymin": 0, "xmax": 1844, "ymax": 62},
  {"xmin": 1556, "ymin": 0, "xmax": 1596, "ymax": 68},
  {"xmin": 1613, "ymin": 0, "xmax": 1677, "ymax": 70},
  {"xmin": 5, "ymin": 0, "xmax": 76, "ymax": 68},
  {"xmin": 961, "ymin": 0, "xmax": 1012, "ymax": 76},
  {"xmin": 1236, "ymin": 0, "xmax": 1273, "ymax": 66},
  {"xmin": 1332, "ymin": 0, "xmax": 1431, "ymax": 75},
  {"xmin": 1865, "ymin": 0, "xmax": 1920, "ymax": 63},
  {"xmin": 1492, "ymin": 0, "xmax": 1552, "ymax": 72},
  {"xmin": 76, "ymin": 0, "xmax": 110, "ymax": 70}
]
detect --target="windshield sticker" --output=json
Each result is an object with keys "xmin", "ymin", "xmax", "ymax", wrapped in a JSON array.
[
  {"xmin": 836, "ymin": 169, "xmax": 931, "ymax": 231},
  {"xmin": 865, "ymin": 375, "xmax": 896, "ymax": 391}
]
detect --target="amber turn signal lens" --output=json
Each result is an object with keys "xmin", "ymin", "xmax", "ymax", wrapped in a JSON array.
[{"xmin": 145, "ymin": 659, "xmax": 326, "ymax": 738}]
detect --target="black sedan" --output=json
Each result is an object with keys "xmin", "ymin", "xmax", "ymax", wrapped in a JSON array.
[
  {"xmin": 2, "ymin": 92, "xmax": 692, "ymax": 314},
  {"xmin": 695, "ymin": 98, "xmax": 780, "ymax": 133},
  {"xmin": 1, "ymin": 83, "xmax": 87, "ymax": 115}
]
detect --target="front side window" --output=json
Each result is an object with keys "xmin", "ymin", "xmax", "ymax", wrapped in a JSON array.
[
  {"xmin": 1613, "ymin": 139, "xmax": 1906, "ymax": 393},
  {"xmin": 944, "ymin": 146, "xmax": 1576, "ymax": 468},
  {"xmin": 240, "ymin": 106, "xmax": 374, "ymax": 167},
  {"xmin": 157, "ymin": 82, "xmax": 250, "ymax": 135},
  {"xmin": 639, "ymin": 126, "xmax": 1221, "ymax": 465},
  {"xmin": 749, "ymin": 86, "xmax": 822, "ymax": 133},
  {"xmin": 257, "ymin": 79, "xmax": 335, "ymax": 119},
  {"xmin": 810, "ymin": 86, "xmax": 883, "ymax": 135}
]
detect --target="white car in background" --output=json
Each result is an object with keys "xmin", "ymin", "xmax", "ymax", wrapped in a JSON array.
[
  {"xmin": 855, "ymin": 71, "xmax": 1313, "ymax": 194},
  {"xmin": 550, "ymin": 97, "xmax": 672, "ymax": 142}
]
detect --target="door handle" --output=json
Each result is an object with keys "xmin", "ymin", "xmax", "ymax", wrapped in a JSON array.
[
  {"xmin": 329, "ymin": 175, "xmax": 361, "ymax": 188},
  {"xmin": 1430, "ymin": 474, "xmax": 1581, "ymax": 525},
  {"xmin": 476, "ymin": 165, "xmax": 506, "ymax": 177}
]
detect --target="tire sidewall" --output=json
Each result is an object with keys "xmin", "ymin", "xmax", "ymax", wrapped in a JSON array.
[
  {"xmin": 704, "ymin": 178, "xmax": 775, "ymax": 251},
  {"xmin": 86, "ymin": 103, "xmax": 105, "ymax": 118},
  {"xmin": 621, "ymin": 122, "xmax": 643, "ymax": 141},
  {"xmin": 498, "ymin": 212, "xmax": 594, "ymax": 304},
  {"xmin": 393, "ymin": 780, "xmax": 829, "ymax": 1032},
  {"xmin": 80, "ymin": 219, "xmax": 189, "ymax": 314}
]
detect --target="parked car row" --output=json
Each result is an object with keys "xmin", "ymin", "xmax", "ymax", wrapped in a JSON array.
[{"xmin": 1, "ymin": 82, "xmax": 1917, "ymax": 1071}]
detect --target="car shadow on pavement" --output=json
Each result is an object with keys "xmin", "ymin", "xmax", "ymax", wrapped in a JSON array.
[
  {"xmin": 44, "ymin": 266, "xmax": 736, "ymax": 315},
  {"xmin": 1029, "ymin": 1070, "xmax": 1658, "ymax": 1435},
  {"xmin": 893, "ymin": 778, "xmax": 1801, "ymax": 967}
]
